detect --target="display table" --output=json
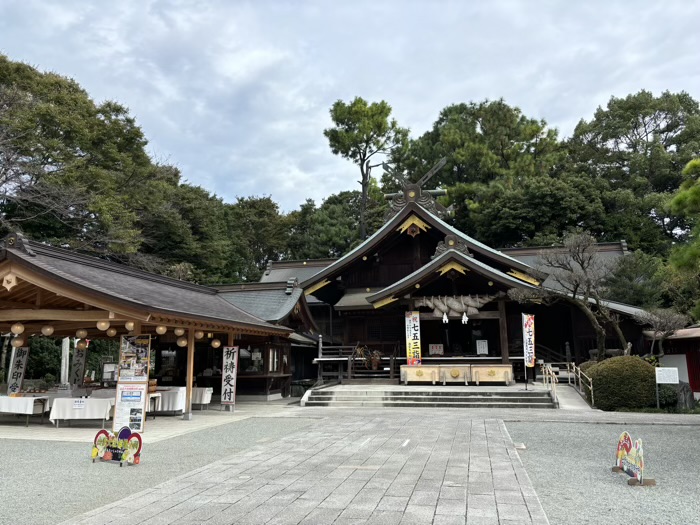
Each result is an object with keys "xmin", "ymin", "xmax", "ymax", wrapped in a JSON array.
[
  {"xmin": 49, "ymin": 398, "xmax": 114, "ymax": 428},
  {"xmin": 157, "ymin": 388, "xmax": 186, "ymax": 414},
  {"xmin": 192, "ymin": 387, "xmax": 213, "ymax": 409},
  {"xmin": 0, "ymin": 396, "xmax": 49, "ymax": 426}
]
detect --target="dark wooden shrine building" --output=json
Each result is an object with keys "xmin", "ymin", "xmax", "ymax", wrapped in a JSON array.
[{"xmin": 269, "ymin": 183, "xmax": 646, "ymax": 384}]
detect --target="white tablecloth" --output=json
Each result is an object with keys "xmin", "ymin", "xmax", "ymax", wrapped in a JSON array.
[
  {"xmin": 157, "ymin": 388, "xmax": 186, "ymax": 413},
  {"xmin": 0, "ymin": 396, "xmax": 49, "ymax": 415},
  {"xmin": 49, "ymin": 398, "xmax": 114, "ymax": 423},
  {"xmin": 192, "ymin": 387, "xmax": 213, "ymax": 405}
]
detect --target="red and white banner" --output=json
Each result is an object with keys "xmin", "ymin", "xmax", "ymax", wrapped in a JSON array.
[
  {"xmin": 405, "ymin": 311, "xmax": 422, "ymax": 365},
  {"xmin": 522, "ymin": 313, "xmax": 535, "ymax": 368}
]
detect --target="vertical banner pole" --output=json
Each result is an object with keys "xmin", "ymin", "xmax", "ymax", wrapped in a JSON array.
[{"xmin": 522, "ymin": 313, "xmax": 535, "ymax": 389}]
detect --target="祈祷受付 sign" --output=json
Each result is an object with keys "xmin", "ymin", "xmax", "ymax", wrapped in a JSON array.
[{"xmin": 221, "ymin": 346, "xmax": 239, "ymax": 408}]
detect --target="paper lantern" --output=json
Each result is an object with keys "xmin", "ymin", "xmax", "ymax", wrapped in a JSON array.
[
  {"xmin": 76, "ymin": 339, "xmax": 87, "ymax": 350},
  {"xmin": 211, "ymin": 339, "xmax": 221, "ymax": 348},
  {"xmin": 96, "ymin": 320, "xmax": 110, "ymax": 331},
  {"xmin": 11, "ymin": 336, "xmax": 24, "ymax": 348},
  {"xmin": 124, "ymin": 321, "xmax": 135, "ymax": 332},
  {"xmin": 41, "ymin": 325, "xmax": 55, "ymax": 336},
  {"xmin": 106, "ymin": 328, "xmax": 117, "ymax": 337},
  {"xmin": 76, "ymin": 328, "xmax": 88, "ymax": 339},
  {"xmin": 155, "ymin": 325, "xmax": 167, "ymax": 335},
  {"xmin": 173, "ymin": 328, "xmax": 185, "ymax": 337},
  {"xmin": 194, "ymin": 330, "xmax": 204, "ymax": 340},
  {"xmin": 10, "ymin": 322, "xmax": 25, "ymax": 335},
  {"xmin": 176, "ymin": 336, "xmax": 188, "ymax": 347}
]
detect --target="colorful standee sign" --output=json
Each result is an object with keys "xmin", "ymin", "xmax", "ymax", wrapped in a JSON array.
[
  {"xmin": 91, "ymin": 426, "xmax": 143, "ymax": 466},
  {"xmin": 522, "ymin": 313, "xmax": 535, "ymax": 368},
  {"xmin": 221, "ymin": 346, "xmax": 239, "ymax": 409},
  {"xmin": 405, "ymin": 311, "xmax": 422, "ymax": 366},
  {"xmin": 613, "ymin": 431, "xmax": 653, "ymax": 485}
]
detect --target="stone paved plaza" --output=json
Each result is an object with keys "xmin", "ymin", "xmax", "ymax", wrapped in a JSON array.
[
  {"xmin": 58, "ymin": 415, "xmax": 547, "ymax": 525},
  {"xmin": 2, "ymin": 391, "xmax": 700, "ymax": 525}
]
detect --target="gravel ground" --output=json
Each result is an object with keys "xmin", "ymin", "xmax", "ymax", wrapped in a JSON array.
[
  {"xmin": 0, "ymin": 416, "xmax": 315, "ymax": 525},
  {"xmin": 507, "ymin": 421, "xmax": 700, "ymax": 525}
]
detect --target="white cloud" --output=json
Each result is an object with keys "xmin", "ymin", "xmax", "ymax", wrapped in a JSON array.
[{"xmin": 0, "ymin": 0, "xmax": 698, "ymax": 210}]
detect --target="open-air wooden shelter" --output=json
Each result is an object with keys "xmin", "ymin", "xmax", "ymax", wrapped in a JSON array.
[{"xmin": 0, "ymin": 233, "xmax": 290, "ymax": 419}]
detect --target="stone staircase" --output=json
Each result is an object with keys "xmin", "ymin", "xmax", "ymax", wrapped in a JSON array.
[{"xmin": 302, "ymin": 387, "xmax": 557, "ymax": 409}]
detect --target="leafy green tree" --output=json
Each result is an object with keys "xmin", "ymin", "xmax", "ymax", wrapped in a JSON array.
[
  {"xmin": 324, "ymin": 97, "xmax": 408, "ymax": 240},
  {"xmin": 387, "ymin": 99, "xmax": 561, "ymax": 189},
  {"xmin": 223, "ymin": 196, "xmax": 289, "ymax": 281},
  {"xmin": 669, "ymin": 158, "xmax": 700, "ymax": 317},
  {"xmin": 603, "ymin": 251, "xmax": 664, "ymax": 308},
  {"xmin": 567, "ymin": 90, "xmax": 700, "ymax": 255}
]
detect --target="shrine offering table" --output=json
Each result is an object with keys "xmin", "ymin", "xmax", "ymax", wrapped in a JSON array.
[
  {"xmin": 49, "ymin": 398, "xmax": 114, "ymax": 428},
  {"xmin": 471, "ymin": 364, "xmax": 514, "ymax": 385},
  {"xmin": 401, "ymin": 363, "xmax": 514, "ymax": 385},
  {"xmin": 0, "ymin": 396, "xmax": 49, "ymax": 426}
]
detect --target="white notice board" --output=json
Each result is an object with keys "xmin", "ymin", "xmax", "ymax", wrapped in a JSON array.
[{"xmin": 655, "ymin": 367, "xmax": 679, "ymax": 384}]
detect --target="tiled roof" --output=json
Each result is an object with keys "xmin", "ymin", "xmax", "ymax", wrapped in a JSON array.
[{"xmin": 0, "ymin": 234, "xmax": 289, "ymax": 334}]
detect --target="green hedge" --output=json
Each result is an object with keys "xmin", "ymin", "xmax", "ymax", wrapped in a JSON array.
[
  {"xmin": 588, "ymin": 356, "xmax": 657, "ymax": 411},
  {"xmin": 578, "ymin": 360, "xmax": 598, "ymax": 374}
]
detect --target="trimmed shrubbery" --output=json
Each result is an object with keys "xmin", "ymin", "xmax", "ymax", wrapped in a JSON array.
[
  {"xmin": 578, "ymin": 360, "xmax": 598, "ymax": 375},
  {"xmin": 587, "ymin": 356, "xmax": 657, "ymax": 411}
]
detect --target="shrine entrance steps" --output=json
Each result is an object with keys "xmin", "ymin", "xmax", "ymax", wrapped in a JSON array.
[{"xmin": 301, "ymin": 384, "xmax": 557, "ymax": 409}]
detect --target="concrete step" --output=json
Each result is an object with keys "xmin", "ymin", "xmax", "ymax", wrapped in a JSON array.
[
  {"xmin": 304, "ymin": 399, "xmax": 556, "ymax": 409},
  {"xmin": 307, "ymin": 394, "xmax": 552, "ymax": 402},
  {"xmin": 308, "ymin": 389, "xmax": 551, "ymax": 398}
]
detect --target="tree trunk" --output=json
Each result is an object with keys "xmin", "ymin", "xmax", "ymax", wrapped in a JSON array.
[
  {"xmin": 360, "ymin": 162, "xmax": 368, "ymax": 240},
  {"xmin": 574, "ymin": 302, "xmax": 607, "ymax": 361},
  {"xmin": 611, "ymin": 321, "xmax": 627, "ymax": 350}
]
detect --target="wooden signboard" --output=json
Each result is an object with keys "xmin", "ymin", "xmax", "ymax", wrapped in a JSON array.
[{"xmin": 7, "ymin": 347, "xmax": 29, "ymax": 395}]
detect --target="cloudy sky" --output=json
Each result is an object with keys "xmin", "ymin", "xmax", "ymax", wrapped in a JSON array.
[{"xmin": 1, "ymin": 1, "xmax": 699, "ymax": 211}]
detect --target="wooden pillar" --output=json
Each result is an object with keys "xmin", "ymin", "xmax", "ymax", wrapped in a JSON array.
[
  {"xmin": 183, "ymin": 328, "xmax": 195, "ymax": 421},
  {"xmin": 498, "ymin": 300, "xmax": 510, "ymax": 365},
  {"xmin": 227, "ymin": 332, "xmax": 235, "ymax": 347}
]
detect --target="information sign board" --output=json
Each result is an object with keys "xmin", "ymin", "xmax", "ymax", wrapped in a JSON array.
[
  {"xmin": 405, "ymin": 311, "xmax": 422, "ymax": 365},
  {"xmin": 655, "ymin": 367, "xmax": 679, "ymax": 384},
  {"xmin": 113, "ymin": 383, "xmax": 148, "ymax": 432}
]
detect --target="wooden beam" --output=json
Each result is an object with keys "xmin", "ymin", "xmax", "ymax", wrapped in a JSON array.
[
  {"xmin": 0, "ymin": 309, "xmax": 124, "ymax": 322},
  {"xmin": 418, "ymin": 311, "xmax": 500, "ymax": 321},
  {"xmin": 183, "ymin": 328, "xmax": 195, "ymax": 421},
  {"xmin": 498, "ymin": 300, "xmax": 510, "ymax": 365}
]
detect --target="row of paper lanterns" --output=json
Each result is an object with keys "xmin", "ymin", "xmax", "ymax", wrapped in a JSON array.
[{"xmin": 8, "ymin": 321, "xmax": 221, "ymax": 349}]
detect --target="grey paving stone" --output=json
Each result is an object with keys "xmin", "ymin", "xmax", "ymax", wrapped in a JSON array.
[
  {"xmin": 376, "ymin": 495, "xmax": 410, "ymax": 512},
  {"xmin": 496, "ymin": 503, "xmax": 531, "ymax": 521},
  {"xmin": 400, "ymin": 503, "xmax": 435, "ymax": 523},
  {"xmin": 385, "ymin": 483, "xmax": 415, "ymax": 497},
  {"xmin": 297, "ymin": 507, "xmax": 343, "ymax": 525},
  {"xmin": 439, "ymin": 486, "xmax": 467, "ymax": 500},
  {"xmin": 366, "ymin": 510, "xmax": 403, "ymax": 525},
  {"xmin": 495, "ymin": 490, "xmax": 525, "ymax": 505},
  {"xmin": 435, "ymin": 498, "xmax": 466, "ymax": 516},
  {"xmin": 432, "ymin": 514, "xmax": 466, "ymax": 525},
  {"xmin": 408, "ymin": 490, "xmax": 439, "ymax": 506}
]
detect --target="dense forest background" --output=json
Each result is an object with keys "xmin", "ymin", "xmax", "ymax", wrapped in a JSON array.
[{"xmin": 1, "ymin": 55, "xmax": 699, "ymax": 319}]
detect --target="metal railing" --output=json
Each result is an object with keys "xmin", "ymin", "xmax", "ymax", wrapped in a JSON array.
[
  {"xmin": 567, "ymin": 362, "xmax": 595, "ymax": 407},
  {"xmin": 540, "ymin": 363, "xmax": 559, "ymax": 405}
]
